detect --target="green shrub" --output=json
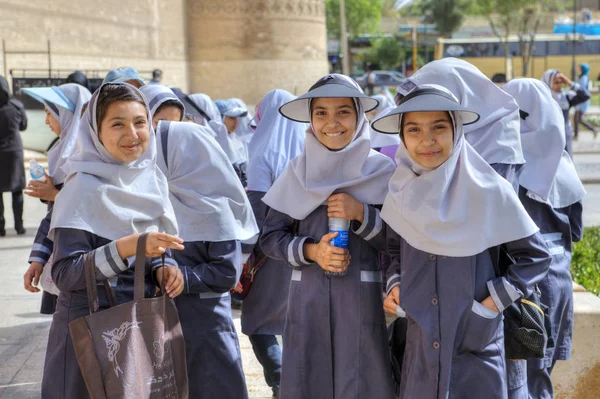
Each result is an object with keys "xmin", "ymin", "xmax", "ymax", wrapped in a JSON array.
[{"xmin": 572, "ymin": 226, "xmax": 600, "ymax": 296}]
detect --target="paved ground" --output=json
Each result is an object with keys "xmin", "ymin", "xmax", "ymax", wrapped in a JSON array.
[{"xmin": 1, "ymin": 126, "xmax": 599, "ymax": 398}]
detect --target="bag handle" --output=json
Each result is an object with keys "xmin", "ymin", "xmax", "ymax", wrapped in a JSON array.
[
  {"xmin": 84, "ymin": 252, "xmax": 118, "ymax": 315},
  {"xmin": 134, "ymin": 233, "xmax": 149, "ymax": 301}
]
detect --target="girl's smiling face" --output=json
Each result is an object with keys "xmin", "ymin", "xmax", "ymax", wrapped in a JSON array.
[
  {"xmin": 402, "ymin": 111, "xmax": 454, "ymax": 169},
  {"xmin": 98, "ymin": 100, "xmax": 150, "ymax": 163},
  {"xmin": 311, "ymin": 97, "xmax": 358, "ymax": 150}
]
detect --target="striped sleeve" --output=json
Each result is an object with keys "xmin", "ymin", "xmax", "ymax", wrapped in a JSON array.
[
  {"xmin": 487, "ymin": 277, "xmax": 521, "ymax": 312},
  {"xmin": 28, "ymin": 211, "xmax": 54, "ymax": 265},
  {"xmin": 93, "ymin": 241, "xmax": 129, "ymax": 280},
  {"xmin": 352, "ymin": 204, "xmax": 383, "ymax": 241},
  {"xmin": 386, "ymin": 273, "xmax": 401, "ymax": 295},
  {"xmin": 286, "ymin": 236, "xmax": 315, "ymax": 268}
]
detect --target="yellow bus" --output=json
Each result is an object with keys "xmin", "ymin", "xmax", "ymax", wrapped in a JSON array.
[{"xmin": 435, "ymin": 34, "xmax": 600, "ymax": 80}]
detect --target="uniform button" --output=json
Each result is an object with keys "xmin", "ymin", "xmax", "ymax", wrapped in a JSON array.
[
  {"xmin": 431, "ymin": 298, "xmax": 438, "ymax": 306},
  {"xmin": 442, "ymin": 255, "xmax": 447, "ymax": 259},
  {"xmin": 429, "ymin": 254, "xmax": 436, "ymax": 261},
  {"xmin": 433, "ymin": 341, "xmax": 440, "ymax": 350}
]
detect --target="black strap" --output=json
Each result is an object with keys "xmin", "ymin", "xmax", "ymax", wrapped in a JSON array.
[
  {"xmin": 84, "ymin": 252, "xmax": 118, "ymax": 314},
  {"xmin": 160, "ymin": 121, "xmax": 169, "ymax": 169},
  {"xmin": 84, "ymin": 252, "xmax": 100, "ymax": 314},
  {"xmin": 134, "ymin": 233, "xmax": 149, "ymax": 301}
]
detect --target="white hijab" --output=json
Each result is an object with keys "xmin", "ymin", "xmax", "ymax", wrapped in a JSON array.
[
  {"xmin": 379, "ymin": 86, "xmax": 538, "ymax": 257},
  {"xmin": 140, "ymin": 84, "xmax": 185, "ymax": 119},
  {"xmin": 541, "ymin": 69, "xmax": 570, "ymax": 111},
  {"xmin": 156, "ymin": 121, "xmax": 258, "ymax": 242},
  {"xmin": 369, "ymin": 94, "xmax": 401, "ymax": 149},
  {"xmin": 49, "ymin": 83, "xmax": 178, "ymax": 241},
  {"xmin": 188, "ymin": 93, "xmax": 246, "ymax": 164},
  {"xmin": 503, "ymin": 78, "xmax": 586, "ymax": 208},
  {"xmin": 231, "ymin": 97, "xmax": 254, "ymax": 143},
  {"xmin": 263, "ymin": 86, "xmax": 396, "ymax": 220},
  {"xmin": 396, "ymin": 58, "xmax": 525, "ymax": 166},
  {"xmin": 43, "ymin": 84, "xmax": 91, "ymax": 185},
  {"xmin": 247, "ymin": 89, "xmax": 307, "ymax": 192}
]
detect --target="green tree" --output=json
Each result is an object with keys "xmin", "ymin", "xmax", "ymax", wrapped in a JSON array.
[
  {"xmin": 409, "ymin": 0, "xmax": 475, "ymax": 38},
  {"xmin": 325, "ymin": 0, "xmax": 383, "ymax": 38},
  {"xmin": 363, "ymin": 37, "xmax": 406, "ymax": 70},
  {"xmin": 473, "ymin": 0, "xmax": 566, "ymax": 77}
]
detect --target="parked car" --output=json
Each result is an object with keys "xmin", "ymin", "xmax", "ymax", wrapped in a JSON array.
[{"xmin": 354, "ymin": 70, "xmax": 405, "ymax": 90}]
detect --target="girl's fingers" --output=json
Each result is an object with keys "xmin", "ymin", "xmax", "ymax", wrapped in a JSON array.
[
  {"xmin": 156, "ymin": 233, "xmax": 184, "ymax": 244},
  {"xmin": 33, "ymin": 270, "xmax": 41, "ymax": 286},
  {"xmin": 330, "ymin": 247, "xmax": 349, "ymax": 255}
]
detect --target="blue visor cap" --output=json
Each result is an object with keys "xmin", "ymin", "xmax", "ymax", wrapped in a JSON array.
[
  {"xmin": 215, "ymin": 99, "xmax": 248, "ymax": 118},
  {"xmin": 21, "ymin": 86, "xmax": 75, "ymax": 112},
  {"xmin": 103, "ymin": 67, "xmax": 145, "ymax": 86}
]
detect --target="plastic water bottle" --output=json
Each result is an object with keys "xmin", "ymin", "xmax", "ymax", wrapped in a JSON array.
[
  {"xmin": 326, "ymin": 217, "xmax": 350, "ymax": 276},
  {"xmin": 29, "ymin": 160, "xmax": 46, "ymax": 182}
]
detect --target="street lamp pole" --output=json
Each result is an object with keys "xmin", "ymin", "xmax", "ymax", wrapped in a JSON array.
[
  {"xmin": 571, "ymin": 0, "xmax": 577, "ymax": 80},
  {"xmin": 340, "ymin": 0, "xmax": 350, "ymax": 75}
]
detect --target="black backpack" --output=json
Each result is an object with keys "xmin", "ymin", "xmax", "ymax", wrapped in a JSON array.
[{"xmin": 488, "ymin": 245, "xmax": 554, "ymax": 359}]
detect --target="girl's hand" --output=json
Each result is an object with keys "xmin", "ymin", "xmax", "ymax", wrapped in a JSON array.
[
  {"xmin": 155, "ymin": 266, "xmax": 184, "ymax": 298},
  {"xmin": 25, "ymin": 173, "xmax": 59, "ymax": 201},
  {"xmin": 145, "ymin": 232, "xmax": 185, "ymax": 258},
  {"xmin": 116, "ymin": 233, "xmax": 184, "ymax": 260},
  {"xmin": 24, "ymin": 262, "xmax": 43, "ymax": 293},
  {"xmin": 481, "ymin": 296, "xmax": 499, "ymax": 313},
  {"xmin": 303, "ymin": 232, "xmax": 350, "ymax": 273},
  {"xmin": 327, "ymin": 193, "xmax": 364, "ymax": 223},
  {"xmin": 558, "ymin": 73, "xmax": 573, "ymax": 87},
  {"xmin": 384, "ymin": 286, "xmax": 400, "ymax": 314}
]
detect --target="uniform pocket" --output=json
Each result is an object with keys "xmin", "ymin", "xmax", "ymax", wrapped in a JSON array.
[{"xmin": 459, "ymin": 300, "xmax": 502, "ymax": 354}]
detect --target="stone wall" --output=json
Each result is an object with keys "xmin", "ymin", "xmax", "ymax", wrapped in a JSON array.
[
  {"xmin": 186, "ymin": 0, "xmax": 329, "ymax": 104},
  {"xmin": 0, "ymin": 0, "xmax": 188, "ymax": 89},
  {"xmin": 0, "ymin": 0, "xmax": 330, "ymax": 104}
]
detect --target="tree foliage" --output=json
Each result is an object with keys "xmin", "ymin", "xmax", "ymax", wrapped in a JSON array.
[
  {"xmin": 473, "ymin": 0, "xmax": 566, "ymax": 77},
  {"xmin": 325, "ymin": 0, "xmax": 383, "ymax": 38},
  {"xmin": 363, "ymin": 37, "xmax": 406, "ymax": 70},
  {"xmin": 409, "ymin": 0, "xmax": 475, "ymax": 37}
]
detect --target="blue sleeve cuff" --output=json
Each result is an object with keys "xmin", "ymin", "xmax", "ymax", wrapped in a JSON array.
[
  {"xmin": 386, "ymin": 273, "xmax": 401, "ymax": 295},
  {"xmin": 287, "ymin": 236, "xmax": 315, "ymax": 267},
  {"xmin": 487, "ymin": 277, "xmax": 521, "ymax": 312},
  {"xmin": 93, "ymin": 241, "xmax": 129, "ymax": 279},
  {"xmin": 352, "ymin": 204, "xmax": 383, "ymax": 241}
]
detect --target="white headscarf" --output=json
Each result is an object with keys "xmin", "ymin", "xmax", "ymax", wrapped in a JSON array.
[
  {"xmin": 379, "ymin": 85, "xmax": 538, "ymax": 257},
  {"xmin": 369, "ymin": 94, "xmax": 400, "ymax": 149},
  {"xmin": 396, "ymin": 58, "xmax": 525, "ymax": 166},
  {"xmin": 231, "ymin": 98, "xmax": 254, "ymax": 143},
  {"xmin": 140, "ymin": 84, "xmax": 185, "ymax": 119},
  {"xmin": 503, "ymin": 78, "xmax": 586, "ymax": 208},
  {"xmin": 262, "ymin": 81, "xmax": 396, "ymax": 220},
  {"xmin": 541, "ymin": 69, "xmax": 570, "ymax": 111},
  {"xmin": 247, "ymin": 89, "xmax": 307, "ymax": 192},
  {"xmin": 37, "ymin": 84, "xmax": 91, "ymax": 185},
  {"xmin": 188, "ymin": 93, "xmax": 246, "ymax": 164},
  {"xmin": 156, "ymin": 121, "xmax": 258, "ymax": 242},
  {"xmin": 49, "ymin": 83, "xmax": 178, "ymax": 241}
]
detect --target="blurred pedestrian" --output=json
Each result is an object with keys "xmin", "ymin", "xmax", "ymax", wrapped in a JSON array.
[
  {"xmin": 541, "ymin": 69, "xmax": 591, "ymax": 156},
  {"xmin": 0, "ymin": 75, "xmax": 28, "ymax": 236},
  {"xmin": 150, "ymin": 68, "xmax": 162, "ymax": 84},
  {"xmin": 573, "ymin": 63, "xmax": 598, "ymax": 139},
  {"xmin": 66, "ymin": 70, "xmax": 90, "ymax": 91}
]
